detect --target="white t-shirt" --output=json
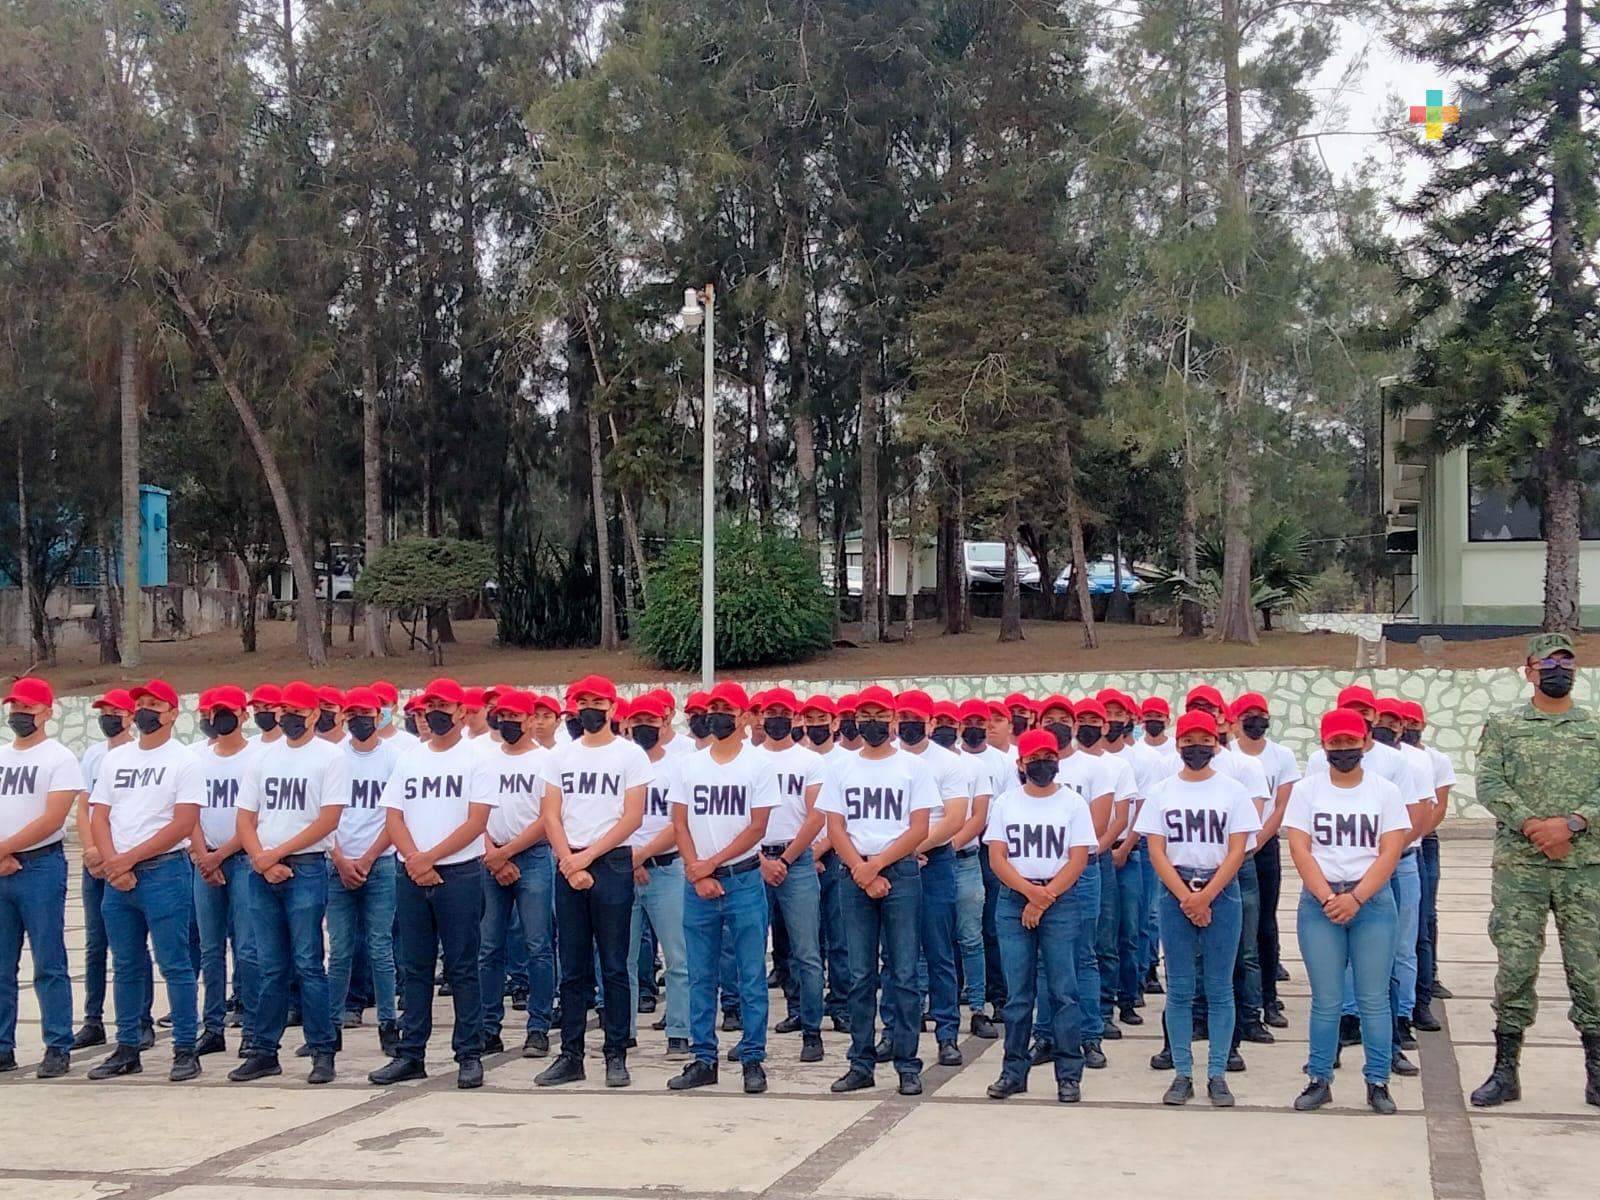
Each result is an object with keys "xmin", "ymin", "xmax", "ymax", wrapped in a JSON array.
[
  {"xmin": 381, "ymin": 729, "xmax": 423, "ymax": 754},
  {"xmin": 380, "ymin": 737, "xmax": 498, "ymax": 865},
  {"xmin": 1282, "ymin": 771, "xmax": 1412, "ymax": 882},
  {"xmin": 760, "ymin": 742, "xmax": 827, "ymax": 845},
  {"xmin": 1398, "ymin": 743, "xmax": 1439, "ymax": 807},
  {"xmin": 983, "ymin": 784, "xmax": 1098, "ymax": 880},
  {"xmin": 1307, "ymin": 740, "xmax": 1433, "ymax": 804},
  {"xmin": 0, "ymin": 737, "xmax": 83, "ymax": 850},
  {"xmin": 1094, "ymin": 750, "xmax": 1141, "ymax": 804},
  {"xmin": 91, "ymin": 739, "xmax": 205, "ymax": 854},
  {"xmin": 815, "ymin": 748, "xmax": 944, "ymax": 856},
  {"xmin": 662, "ymin": 733, "xmax": 695, "ymax": 759},
  {"xmin": 1134, "ymin": 772, "xmax": 1263, "ymax": 870},
  {"xmin": 238, "ymin": 737, "xmax": 351, "ymax": 854},
  {"xmin": 81, "ymin": 740, "xmax": 111, "ymax": 794},
  {"xmin": 1425, "ymin": 745, "xmax": 1458, "ymax": 791},
  {"xmin": 339, "ymin": 737, "xmax": 404, "ymax": 859},
  {"xmin": 1232, "ymin": 740, "xmax": 1301, "ymax": 803},
  {"xmin": 545, "ymin": 737, "xmax": 654, "ymax": 849},
  {"xmin": 966, "ymin": 745, "xmax": 1016, "ymax": 801},
  {"xmin": 673, "ymin": 746, "xmax": 781, "ymax": 862},
  {"xmin": 485, "ymin": 743, "xmax": 551, "ymax": 847},
  {"xmin": 1210, "ymin": 747, "xmax": 1270, "ymax": 850},
  {"xmin": 899, "ymin": 743, "xmax": 972, "ymax": 846},
  {"xmin": 196, "ymin": 741, "xmax": 260, "ymax": 851},
  {"xmin": 631, "ymin": 753, "xmax": 680, "ymax": 850},
  {"xmin": 1110, "ymin": 740, "xmax": 1171, "ymax": 799},
  {"xmin": 1054, "ymin": 752, "xmax": 1117, "ymax": 833}
]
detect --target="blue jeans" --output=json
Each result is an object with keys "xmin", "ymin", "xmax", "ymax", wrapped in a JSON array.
[
  {"xmin": 1300, "ymin": 885, "xmax": 1397, "ymax": 1083},
  {"xmin": 1159, "ymin": 874, "xmax": 1242, "ymax": 1079},
  {"xmin": 684, "ymin": 866, "xmax": 769, "ymax": 1064},
  {"xmin": 1037, "ymin": 852, "xmax": 1103, "ymax": 1042},
  {"xmin": 1233, "ymin": 856, "xmax": 1262, "ymax": 1026},
  {"xmin": 979, "ymin": 849, "xmax": 1007, "ymax": 1009},
  {"xmin": 1112, "ymin": 845, "xmax": 1147, "ymax": 1005},
  {"xmin": 481, "ymin": 846, "xmax": 554, "ymax": 1040},
  {"xmin": 0, "ymin": 845, "xmax": 72, "ymax": 1054},
  {"xmin": 397, "ymin": 860, "xmax": 486, "ymax": 1062},
  {"xmin": 841, "ymin": 856, "xmax": 923, "ymax": 1076},
  {"xmin": 1416, "ymin": 835, "xmax": 1440, "ymax": 1008},
  {"xmin": 1390, "ymin": 853, "xmax": 1421, "ymax": 1026},
  {"xmin": 636, "ymin": 916, "xmax": 658, "ymax": 1002},
  {"xmin": 81, "ymin": 868, "xmax": 152, "ymax": 1026},
  {"xmin": 628, "ymin": 856, "xmax": 686, "ymax": 1039},
  {"xmin": 554, "ymin": 847, "xmax": 634, "ymax": 1058},
  {"xmin": 818, "ymin": 850, "xmax": 854, "ymax": 1020},
  {"xmin": 1255, "ymin": 836, "xmax": 1284, "ymax": 1009},
  {"xmin": 1141, "ymin": 846, "xmax": 1160, "ymax": 972},
  {"xmin": 193, "ymin": 851, "xmax": 258, "ymax": 1039},
  {"xmin": 102, "ymin": 854, "xmax": 198, "ymax": 1050},
  {"xmin": 998, "ymin": 886, "xmax": 1083, "ymax": 1085},
  {"xmin": 327, "ymin": 854, "xmax": 398, "ymax": 1028},
  {"xmin": 954, "ymin": 851, "xmax": 986, "ymax": 1009},
  {"xmin": 249, "ymin": 857, "xmax": 336, "ymax": 1057},
  {"xmin": 765, "ymin": 847, "xmax": 825, "ymax": 1033},
  {"xmin": 1095, "ymin": 855, "xmax": 1118, "ymax": 1013}
]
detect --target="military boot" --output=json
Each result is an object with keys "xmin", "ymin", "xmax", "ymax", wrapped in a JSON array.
[
  {"xmin": 1582, "ymin": 1030, "xmax": 1600, "ymax": 1107},
  {"xmin": 1470, "ymin": 1029, "xmax": 1521, "ymax": 1107}
]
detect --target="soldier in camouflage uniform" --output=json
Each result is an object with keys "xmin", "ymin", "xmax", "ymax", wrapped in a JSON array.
[{"xmin": 1471, "ymin": 632, "xmax": 1600, "ymax": 1108}]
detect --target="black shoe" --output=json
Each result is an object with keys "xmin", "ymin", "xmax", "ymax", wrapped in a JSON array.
[
  {"xmin": 1119, "ymin": 1005, "xmax": 1143, "ymax": 1026},
  {"xmin": 874, "ymin": 1037, "xmax": 893, "ymax": 1064},
  {"xmin": 225, "ymin": 1010, "xmax": 243, "ymax": 1029},
  {"xmin": 1083, "ymin": 1040, "xmax": 1107, "ymax": 1070},
  {"xmin": 308, "ymin": 1053, "xmax": 337, "ymax": 1085},
  {"xmin": 195, "ymin": 1029, "xmax": 226, "ymax": 1057},
  {"xmin": 138, "ymin": 1020, "xmax": 156, "ymax": 1051},
  {"xmin": 1264, "ymin": 1005, "xmax": 1289, "ymax": 1029},
  {"xmin": 37, "ymin": 1048, "xmax": 70, "ymax": 1078},
  {"xmin": 1226, "ymin": 1049, "xmax": 1246, "ymax": 1073},
  {"xmin": 1432, "ymin": 982, "xmax": 1453, "ymax": 1000},
  {"xmin": 667, "ymin": 1036, "xmax": 692, "ymax": 1061},
  {"xmin": 295, "ymin": 1042, "xmax": 314, "ymax": 1058},
  {"xmin": 457, "ymin": 1056, "xmax": 484, "ymax": 1089},
  {"xmin": 1582, "ymin": 1030, "xmax": 1600, "ymax": 1107},
  {"xmin": 937, "ymin": 1041, "xmax": 962, "ymax": 1067},
  {"xmin": 774, "ymin": 1014, "xmax": 803, "ymax": 1034},
  {"xmin": 1133, "ymin": 993, "xmax": 1146, "ymax": 1008},
  {"xmin": 1333, "ymin": 1044, "xmax": 1343, "ymax": 1070},
  {"xmin": 831, "ymin": 1014, "xmax": 852, "ymax": 1034},
  {"xmin": 651, "ymin": 1018, "xmax": 667, "ymax": 1031},
  {"xmin": 158, "ymin": 1012, "xmax": 173, "ymax": 1028},
  {"xmin": 669, "ymin": 1059, "xmax": 718, "ymax": 1090},
  {"xmin": 744, "ymin": 1061, "xmax": 768, "ymax": 1093},
  {"xmin": 228, "ymin": 1054, "xmax": 282, "ymax": 1082},
  {"xmin": 379, "ymin": 1020, "xmax": 401, "ymax": 1058},
  {"xmin": 768, "ymin": 968, "xmax": 781, "ymax": 989},
  {"xmin": 1144, "ymin": 975, "xmax": 1164, "ymax": 996},
  {"xmin": 831, "ymin": 1068, "xmax": 875, "ymax": 1093},
  {"xmin": 722, "ymin": 1010, "xmax": 741, "ymax": 1032},
  {"xmin": 287, "ymin": 1007, "xmax": 303, "ymax": 1027},
  {"xmin": 1396, "ymin": 1017, "xmax": 1418, "ymax": 1051},
  {"xmin": 438, "ymin": 981, "xmax": 453, "ymax": 998},
  {"xmin": 1207, "ymin": 1076, "xmax": 1234, "ymax": 1107},
  {"xmin": 169, "ymin": 1049, "xmax": 201, "ymax": 1082},
  {"xmin": 1101, "ymin": 1019, "xmax": 1123, "ymax": 1040},
  {"xmin": 921, "ymin": 1012, "xmax": 936, "ymax": 1032},
  {"xmin": 604, "ymin": 1054, "xmax": 631, "ymax": 1088},
  {"xmin": 1295, "ymin": 1077, "xmax": 1333, "ymax": 1111},
  {"xmin": 987, "ymin": 1075, "xmax": 1028, "ymax": 1099},
  {"xmin": 1276, "ymin": 963, "xmax": 1290, "ymax": 982},
  {"xmin": 637, "ymin": 995, "xmax": 656, "ymax": 1015},
  {"xmin": 1029, "ymin": 1038, "xmax": 1055, "ymax": 1067},
  {"xmin": 523, "ymin": 1030, "xmax": 550, "ymax": 1059},
  {"xmin": 970, "ymin": 1012, "xmax": 999, "ymax": 1039},
  {"xmin": 534, "ymin": 1054, "xmax": 584, "ymax": 1087},
  {"xmin": 482, "ymin": 1034, "xmax": 505, "ymax": 1055},
  {"xmin": 1057, "ymin": 1079, "xmax": 1081, "ymax": 1103},
  {"xmin": 1241, "ymin": 1021, "xmax": 1275, "ymax": 1044},
  {"xmin": 801, "ymin": 1033, "xmax": 824, "ymax": 1063},
  {"xmin": 72, "ymin": 1022, "xmax": 106, "ymax": 1051},
  {"xmin": 1471, "ymin": 1029, "xmax": 1522, "ymax": 1107},
  {"xmin": 343, "ymin": 1010, "xmax": 365, "ymax": 1029},
  {"xmin": 726, "ymin": 1044, "xmax": 742, "ymax": 1063},
  {"xmin": 510, "ymin": 989, "xmax": 529, "ymax": 1012},
  {"xmin": 1391, "ymin": 1052, "xmax": 1420, "ymax": 1077},
  {"xmin": 1150, "ymin": 1047, "xmax": 1173, "ymax": 1071},
  {"xmin": 88, "ymin": 1045, "xmax": 142, "ymax": 1079},
  {"xmin": 1368, "ymin": 1083, "xmax": 1397, "ymax": 1114},
  {"xmin": 1163, "ymin": 1074, "xmax": 1194, "ymax": 1105},
  {"xmin": 897, "ymin": 1071, "xmax": 922, "ymax": 1096},
  {"xmin": 1413, "ymin": 1003, "xmax": 1442, "ymax": 1033},
  {"xmin": 1338, "ymin": 1015, "xmax": 1361, "ymax": 1047},
  {"xmin": 369, "ymin": 1057, "xmax": 427, "ymax": 1085}
]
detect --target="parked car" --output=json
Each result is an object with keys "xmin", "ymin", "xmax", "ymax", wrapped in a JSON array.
[
  {"xmin": 965, "ymin": 541, "xmax": 1041, "ymax": 591},
  {"xmin": 1055, "ymin": 555, "xmax": 1143, "ymax": 596}
]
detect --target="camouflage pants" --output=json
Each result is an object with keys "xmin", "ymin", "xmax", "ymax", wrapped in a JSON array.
[{"xmin": 1489, "ymin": 863, "xmax": 1600, "ymax": 1035}]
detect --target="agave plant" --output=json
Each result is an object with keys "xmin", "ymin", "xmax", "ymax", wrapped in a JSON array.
[{"xmin": 1146, "ymin": 518, "xmax": 1313, "ymax": 630}]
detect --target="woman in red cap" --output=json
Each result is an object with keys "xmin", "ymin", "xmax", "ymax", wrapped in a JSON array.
[{"xmin": 1282, "ymin": 709, "xmax": 1412, "ymax": 1114}]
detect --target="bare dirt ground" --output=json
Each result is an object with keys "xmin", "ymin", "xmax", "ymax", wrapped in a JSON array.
[{"xmin": 0, "ymin": 616, "xmax": 1552, "ymax": 696}]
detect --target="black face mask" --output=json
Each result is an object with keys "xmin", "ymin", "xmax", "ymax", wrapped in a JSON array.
[
  {"xmin": 898, "ymin": 720, "xmax": 926, "ymax": 746},
  {"xmin": 763, "ymin": 716, "xmax": 793, "ymax": 742},
  {"xmin": 1010, "ymin": 715, "xmax": 1029, "ymax": 736},
  {"xmin": 857, "ymin": 718, "xmax": 892, "ymax": 747},
  {"xmin": 930, "ymin": 725, "xmax": 958, "ymax": 748},
  {"xmin": 577, "ymin": 707, "xmax": 609, "ymax": 734},
  {"xmin": 1179, "ymin": 744, "xmax": 1215, "ymax": 770},
  {"xmin": 1024, "ymin": 759, "xmax": 1059, "ymax": 786},
  {"xmin": 687, "ymin": 713, "xmax": 712, "ymax": 740},
  {"xmin": 708, "ymin": 712, "xmax": 738, "ymax": 740},
  {"xmin": 1105, "ymin": 721, "xmax": 1128, "ymax": 742},
  {"xmin": 500, "ymin": 721, "xmax": 526, "ymax": 746},
  {"xmin": 99, "ymin": 714, "xmax": 125, "ymax": 738},
  {"xmin": 564, "ymin": 716, "xmax": 585, "ymax": 740},
  {"xmin": 1400, "ymin": 728, "xmax": 1422, "ymax": 747},
  {"xmin": 404, "ymin": 714, "xmax": 419, "ymax": 736},
  {"xmin": 133, "ymin": 709, "xmax": 164, "ymax": 736},
  {"xmin": 1044, "ymin": 721, "xmax": 1072, "ymax": 750},
  {"xmin": 424, "ymin": 710, "xmax": 456, "ymax": 737},
  {"xmin": 7, "ymin": 712, "xmax": 38, "ymax": 738},
  {"xmin": 609, "ymin": 719, "xmax": 621, "ymax": 735},
  {"xmin": 1143, "ymin": 719, "xmax": 1166, "ymax": 738},
  {"xmin": 1240, "ymin": 715, "xmax": 1269, "ymax": 740},
  {"xmin": 211, "ymin": 710, "xmax": 240, "ymax": 737},
  {"xmin": 1371, "ymin": 726, "xmax": 1398, "ymax": 747},
  {"xmin": 961, "ymin": 726, "xmax": 988, "ymax": 749},
  {"xmin": 278, "ymin": 712, "xmax": 308, "ymax": 740},
  {"xmin": 805, "ymin": 724, "xmax": 832, "ymax": 746},
  {"xmin": 255, "ymin": 711, "xmax": 278, "ymax": 733},
  {"xmin": 346, "ymin": 715, "xmax": 376, "ymax": 742},
  {"xmin": 199, "ymin": 716, "xmax": 217, "ymax": 739},
  {"xmin": 315, "ymin": 710, "xmax": 337, "ymax": 733},
  {"xmin": 632, "ymin": 725, "xmax": 660, "ymax": 751},
  {"xmin": 838, "ymin": 717, "xmax": 859, "ymax": 740},
  {"xmin": 1075, "ymin": 725, "xmax": 1102, "ymax": 749},
  {"xmin": 1539, "ymin": 665, "xmax": 1576, "ymax": 699},
  {"xmin": 1326, "ymin": 748, "xmax": 1364, "ymax": 774}
]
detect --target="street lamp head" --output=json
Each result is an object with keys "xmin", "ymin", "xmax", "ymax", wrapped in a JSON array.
[{"xmin": 679, "ymin": 287, "xmax": 704, "ymax": 331}]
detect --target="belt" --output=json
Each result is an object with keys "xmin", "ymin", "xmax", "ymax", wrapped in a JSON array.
[
  {"xmin": 956, "ymin": 846, "xmax": 979, "ymax": 859},
  {"xmin": 645, "ymin": 851, "xmax": 680, "ymax": 869},
  {"xmin": 1326, "ymin": 881, "xmax": 1362, "ymax": 895},
  {"xmin": 710, "ymin": 856, "xmax": 761, "ymax": 880},
  {"xmin": 1022, "ymin": 877, "xmax": 1055, "ymax": 887},
  {"xmin": 924, "ymin": 843, "xmax": 954, "ymax": 859},
  {"xmin": 13, "ymin": 841, "xmax": 65, "ymax": 863},
  {"xmin": 760, "ymin": 841, "xmax": 791, "ymax": 858},
  {"xmin": 1086, "ymin": 851, "xmax": 1100, "ymax": 865},
  {"xmin": 1175, "ymin": 866, "xmax": 1215, "ymax": 892},
  {"xmin": 1422, "ymin": 832, "xmax": 1439, "ymax": 845},
  {"xmin": 282, "ymin": 852, "xmax": 326, "ymax": 866},
  {"xmin": 134, "ymin": 850, "xmax": 186, "ymax": 871}
]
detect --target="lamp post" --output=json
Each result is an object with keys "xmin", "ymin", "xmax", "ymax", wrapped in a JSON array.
[{"xmin": 680, "ymin": 285, "xmax": 715, "ymax": 687}]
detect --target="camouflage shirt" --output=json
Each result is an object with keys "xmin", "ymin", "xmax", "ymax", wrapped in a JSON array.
[{"xmin": 1477, "ymin": 703, "xmax": 1600, "ymax": 869}]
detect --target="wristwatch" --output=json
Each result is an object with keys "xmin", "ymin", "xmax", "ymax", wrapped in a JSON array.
[{"xmin": 1568, "ymin": 814, "xmax": 1589, "ymax": 834}]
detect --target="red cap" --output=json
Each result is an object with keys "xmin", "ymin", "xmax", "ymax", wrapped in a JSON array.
[
  {"xmin": 613, "ymin": 697, "xmax": 632, "ymax": 721},
  {"xmin": 1376, "ymin": 697, "xmax": 1406, "ymax": 720},
  {"xmin": 130, "ymin": 679, "xmax": 180, "ymax": 709},
  {"xmin": 1185, "ymin": 685, "xmax": 1226, "ymax": 713},
  {"xmin": 1336, "ymin": 685, "xmax": 1378, "ymax": 712},
  {"xmin": 932, "ymin": 699, "xmax": 960, "ymax": 723},
  {"xmin": 403, "ymin": 694, "xmax": 426, "ymax": 713},
  {"xmin": 92, "ymin": 688, "xmax": 136, "ymax": 713},
  {"xmin": 370, "ymin": 681, "xmax": 400, "ymax": 707},
  {"xmin": 1321, "ymin": 709, "xmax": 1368, "ymax": 742},
  {"xmin": 987, "ymin": 700, "xmax": 1009, "ymax": 720},
  {"xmin": 836, "ymin": 692, "xmax": 860, "ymax": 714},
  {"xmin": 1232, "ymin": 692, "xmax": 1269, "ymax": 719},
  {"xmin": 894, "ymin": 689, "xmax": 934, "ymax": 719},
  {"xmin": 1036, "ymin": 693, "xmax": 1075, "ymax": 719},
  {"xmin": 279, "ymin": 681, "xmax": 320, "ymax": 711},
  {"xmin": 684, "ymin": 690, "xmax": 710, "ymax": 713},
  {"xmin": 854, "ymin": 685, "xmax": 896, "ymax": 712},
  {"xmin": 801, "ymin": 694, "xmax": 837, "ymax": 717},
  {"xmin": 1003, "ymin": 691, "xmax": 1033, "ymax": 712},
  {"xmin": 493, "ymin": 690, "xmax": 537, "ymax": 716},
  {"xmin": 1073, "ymin": 698, "xmax": 1107, "ymax": 723},
  {"xmin": 249, "ymin": 684, "xmax": 283, "ymax": 707},
  {"xmin": 532, "ymin": 693, "xmax": 563, "ymax": 714},
  {"xmin": 958, "ymin": 699, "xmax": 990, "ymax": 723},
  {"xmin": 649, "ymin": 687, "xmax": 677, "ymax": 711},
  {"xmin": 4, "ymin": 676, "xmax": 54, "ymax": 707},
  {"xmin": 1401, "ymin": 700, "xmax": 1425, "ymax": 724},
  {"xmin": 342, "ymin": 686, "xmax": 382, "ymax": 711},
  {"xmin": 1175, "ymin": 711, "xmax": 1219, "ymax": 739},
  {"xmin": 422, "ymin": 677, "xmax": 466, "ymax": 706},
  {"xmin": 628, "ymin": 693, "xmax": 669, "ymax": 719},
  {"xmin": 462, "ymin": 687, "xmax": 487, "ymax": 711},
  {"xmin": 1096, "ymin": 688, "xmax": 1134, "ymax": 713},
  {"xmin": 761, "ymin": 686, "xmax": 802, "ymax": 714},
  {"xmin": 1016, "ymin": 730, "xmax": 1061, "ymax": 758},
  {"xmin": 708, "ymin": 681, "xmax": 751, "ymax": 711},
  {"xmin": 207, "ymin": 685, "xmax": 249, "ymax": 712},
  {"xmin": 567, "ymin": 674, "xmax": 618, "ymax": 704},
  {"xmin": 197, "ymin": 688, "xmax": 215, "ymax": 710},
  {"xmin": 1141, "ymin": 697, "xmax": 1171, "ymax": 717},
  {"xmin": 317, "ymin": 685, "xmax": 346, "ymax": 709}
]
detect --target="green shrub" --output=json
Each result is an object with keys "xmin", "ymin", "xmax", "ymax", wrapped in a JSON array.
[
  {"xmin": 354, "ymin": 537, "xmax": 494, "ymax": 664},
  {"xmin": 633, "ymin": 523, "xmax": 833, "ymax": 672},
  {"xmin": 496, "ymin": 532, "xmax": 604, "ymax": 649}
]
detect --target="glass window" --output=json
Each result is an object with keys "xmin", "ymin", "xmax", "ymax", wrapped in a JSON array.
[{"xmin": 1468, "ymin": 449, "xmax": 1600, "ymax": 541}]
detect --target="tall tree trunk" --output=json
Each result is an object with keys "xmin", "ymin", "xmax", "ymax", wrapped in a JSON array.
[
  {"xmin": 96, "ymin": 531, "xmax": 120, "ymax": 664},
  {"xmin": 999, "ymin": 489, "xmax": 1023, "ymax": 643},
  {"xmin": 858, "ymin": 359, "xmax": 881, "ymax": 644},
  {"xmin": 748, "ymin": 317, "xmax": 773, "ymax": 519},
  {"xmin": 118, "ymin": 323, "xmax": 142, "ymax": 666},
  {"xmin": 576, "ymin": 298, "xmax": 648, "ymax": 598},
  {"xmin": 1543, "ymin": 445, "xmax": 1581, "ymax": 632},
  {"xmin": 588, "ymin": 404, "xmax": 620, "ymax": 651},
  {"xmin": 164, "ymin": 274, "xmax": 327, "ymax": 665},
  {"xmin": 789, "ymin": 325, "xmax": 820, "ymax": 556},
  {"xmin": 903, "ymin": 465, "xmax": 919, "ymax": 642},
  {"xmin": 359, "ymin": 229, "xmax": 392, "ymax": 657},
  {"xmin": 15, "ymin": 442, "xmax": 48, "ymax": 665},
  {"xmin": 1060, "ymin": 436, "xmax": 1099, "ymax": 649},
  {"xmin": 1174, "ymin": 15, "xmax": 1206, "ymax": 640}
]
